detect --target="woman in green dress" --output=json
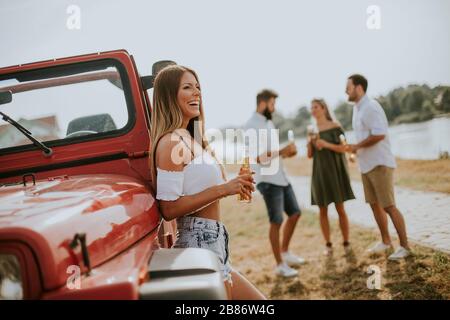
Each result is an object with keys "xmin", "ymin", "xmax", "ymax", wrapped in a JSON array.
[{"xmin": 307, "ymin": 99, "xmax": 355, "ymax": 256}]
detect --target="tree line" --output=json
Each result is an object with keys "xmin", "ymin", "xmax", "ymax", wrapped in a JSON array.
[{"xmin": 273, "ymin": 84, "xmax": 450, "ymax": 141}]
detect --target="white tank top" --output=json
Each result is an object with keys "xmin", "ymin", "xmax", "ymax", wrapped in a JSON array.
[
  {"xmin": 182, "ymin": 150, "xmax": 225, "ymax": 195},
  {"xmin": 155, "ymin": 134, "xmax": 225, "ymax": 203}
]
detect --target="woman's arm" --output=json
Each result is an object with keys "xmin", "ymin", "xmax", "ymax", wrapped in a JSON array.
[
  {"xmin": 307, "ymin": 141, "xmax": 314, "ymax": 158},
  {"xmin": 159, "ymin": 185, "xmax": 227, "ymax": 221},
  {"xmin": 159, "ymin": 177, "xmax": 254, "ymax": 221},
  {"xmin": 315, "ymin": 139, "xmax": 346, "ymax": 153}
]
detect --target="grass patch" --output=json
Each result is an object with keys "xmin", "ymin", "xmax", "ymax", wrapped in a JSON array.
[{"xmin": 282, "ymin": 157, "xmax": 450, "ymax": 194}]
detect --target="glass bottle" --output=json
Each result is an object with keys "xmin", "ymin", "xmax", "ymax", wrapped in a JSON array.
[
  {"xmin": 238, "ymin": 144, "xmax": 252, "ymax": 203},
  {"xmin": 339, "ymin": 134, "xmax": 356, "ymax": 162}
]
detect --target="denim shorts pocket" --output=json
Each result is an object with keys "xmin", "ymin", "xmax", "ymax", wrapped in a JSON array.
[
  {"xmin": 201, "ymin": 230, "xmax": 220, "ymax": 244},
  {"xmin": 174, "ymin": 230, "xmax": 198, "ymax": 248}
]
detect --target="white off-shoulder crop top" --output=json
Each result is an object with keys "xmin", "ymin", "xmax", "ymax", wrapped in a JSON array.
[{"xmin": 156, "ymin": 149, "xmax": 225, "ymax": 202}]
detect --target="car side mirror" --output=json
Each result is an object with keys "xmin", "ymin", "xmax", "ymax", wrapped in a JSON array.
[
  {"xmin": 0, "ymin": 90, "xmax": 12, "ymax": 105},
  {"xmin": 141, "ymin": 60, "xmax": 177, "ymax": 90}
]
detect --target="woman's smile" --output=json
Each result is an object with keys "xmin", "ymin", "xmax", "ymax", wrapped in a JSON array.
[{"xmin": 178, "ymin": 71, "xmax": 201, "ymax": 119}]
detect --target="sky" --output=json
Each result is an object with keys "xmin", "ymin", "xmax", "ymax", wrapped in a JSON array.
[{"xmin": 0, "ymin": 0, "xmax": 449, "ymax": 130}]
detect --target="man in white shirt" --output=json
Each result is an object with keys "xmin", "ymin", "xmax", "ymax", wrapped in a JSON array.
[
  {"xmin": 244, "ymin": 89, "xmax": 305, "ymax": 278},
  {"xmin": 346, "ymin": 74, "xmax": 410, "ymax": 260}
]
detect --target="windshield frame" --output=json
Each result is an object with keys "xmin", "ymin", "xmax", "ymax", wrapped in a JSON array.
[{"xmin": 0, "ymin": 58, "xmax": 136, "ymax": 156}]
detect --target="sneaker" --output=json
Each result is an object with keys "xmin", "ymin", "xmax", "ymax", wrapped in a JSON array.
[
  {"xmin": 274, "ymin": 262, "xmax": 298, "ymax": 278},
  {"xmin": 367, "ymin": 242, "xmax": 392, "ymax": 254},
  {"xmin": 281, "ymin": 251, "xmax": 306, "ymax": 266},
  {"xmin": 323, "ymin": 246, "xmax": 333, "ymax": 256},
  {"xmin": 388, "ymin": 246, "xmax": 411, "ymax": 260},
  {"xmin": 343, "ymin": 243, "xmax": 352, "ymax": 255},
  {"xmin": 323, "ymin": 242, "xmax": 333, "ymax": 256}
]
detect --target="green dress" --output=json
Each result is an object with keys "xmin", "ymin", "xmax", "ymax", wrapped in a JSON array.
[{"xmin": 311, "ymin": 127, "xmax": 355, "ymax": 207}]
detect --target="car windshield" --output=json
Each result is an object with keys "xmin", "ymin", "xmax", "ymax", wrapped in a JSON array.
[{"xmin": 0, "ymin": 60, "xmax": 130, "ymax": 151}]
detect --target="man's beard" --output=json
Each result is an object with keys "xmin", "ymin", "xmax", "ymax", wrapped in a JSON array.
[
  {"xmin": 263, "ymin": 107, "xmax": 272, "ymax": 120},
  {"xmin": 347, "ymin": 93, "xmax": 356, "ymax": 102}
]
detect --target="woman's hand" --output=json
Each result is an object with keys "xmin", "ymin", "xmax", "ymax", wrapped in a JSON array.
[
  {"xmin": 315, "ymin": 139, "xmax": 327, "ymax": 150},
  {"xmin": 221, "ymin": 173, "xmax": 255, "ymax": 199},
  {"xmin": 315, "ymin": 139, "xmax": 349, "ymax": 154},
  {"xmin": 306, "ymin": 139, "xmax": 314, "ymax": 158}
]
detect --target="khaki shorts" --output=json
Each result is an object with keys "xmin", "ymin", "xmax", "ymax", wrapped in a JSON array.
[{"xmin": 361, "ymin": 165, "xmax": 396, "ymax": 208}]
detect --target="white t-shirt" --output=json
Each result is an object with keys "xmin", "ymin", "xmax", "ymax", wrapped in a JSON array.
[
  {"xmin": 352, "ymin": 95, "xmax": 396, "ymax": 174},
  {"xmin": 243, "ymin": 112, "xmax": 290, "ymax": 186}
]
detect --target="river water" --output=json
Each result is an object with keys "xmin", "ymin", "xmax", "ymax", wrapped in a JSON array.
[{"xmin": 210, "ymin": 117, "xmax": 450, "ymax": 162}]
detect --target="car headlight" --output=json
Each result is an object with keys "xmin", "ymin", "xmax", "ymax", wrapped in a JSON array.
[{"xmin": 0, "ymin": 254, "xmax": 23, "ymax": 300}]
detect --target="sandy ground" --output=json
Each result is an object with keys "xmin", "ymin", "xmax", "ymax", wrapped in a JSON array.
[
  {"xmin": 283, "ymin": 157, "xmax": 450, "ymax": 194},
  {"xmin": 225, "ymin": 157, "xmax": 450, "ymax": 252},
  {"xmin": 221, "ymin": 194, "xmax": 450, "ymax": 300},
  {"xmin": 221, "ymin": 158, "xmax": 450, "ymax": 299}
]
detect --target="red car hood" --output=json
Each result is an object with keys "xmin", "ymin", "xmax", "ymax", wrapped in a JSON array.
[{"xmin": 0, "ymin": 174, "xmax": 160, "ymax": 291}]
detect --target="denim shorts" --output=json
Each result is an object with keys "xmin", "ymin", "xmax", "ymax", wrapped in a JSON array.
[
  {"xmin": 257, "ymin": 182, "xmax": 301, "ymax": 224},
  {"xmin": 174, "ymin": 216, "xmax": 233, "ymax": 283}
]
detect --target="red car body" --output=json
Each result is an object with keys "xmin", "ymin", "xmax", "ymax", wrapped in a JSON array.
[{"xmin": 0, "ymin": 50, "xmax": 225, "ymax": 299}]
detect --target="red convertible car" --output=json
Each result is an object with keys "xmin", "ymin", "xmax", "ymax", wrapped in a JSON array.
[{"xmin": 0, "ymin": 50, "xmax": 227, "ymax": 299}]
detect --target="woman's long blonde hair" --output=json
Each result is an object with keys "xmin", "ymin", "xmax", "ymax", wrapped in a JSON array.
[
  {"xmin": 311, "ymin": 98, "xmax": 334, "ymax": 122},
  {"xmin": 150, "ymin": 65, "xmax": 225, "ymax": 192}
]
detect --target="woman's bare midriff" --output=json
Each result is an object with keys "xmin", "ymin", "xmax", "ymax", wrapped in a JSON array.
[{"xmin": 190, "ymin": 200, "xmax": 221, "ymax": 221}]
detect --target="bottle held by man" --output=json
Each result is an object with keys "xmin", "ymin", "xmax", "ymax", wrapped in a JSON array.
[
  {"xmin": 339, "ymin": 134, "xmax": 356, "ymax": 163},
  {"xmin": 288, "ymin": 129, "xmax": 295, "ymax": 143}
]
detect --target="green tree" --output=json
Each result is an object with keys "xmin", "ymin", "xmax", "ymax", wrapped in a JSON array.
[
  {"xmin": 292, "ymin": 106, "xmax": 311, "ymax": 136},
  {"xmin": 436, "ymin": 88, "xmax": 450, "ymax": 113},
  {"xmin": 293, "ymin": 106, "xmax": 311, "ymax": 127},
  {"xmin": 387, "ymin": 89, "xmax": 402, "ymax": 121},
  {"xmin": 235, "ymin": 84, "xmax": 450, "ymax": 139},
  {"xmin": 334, "ymin": 102, "xmax": 353, "ymax": 130},
  {"xmin": 420, "ymin": 100, "xmax": 435, "ymax": 121}
]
